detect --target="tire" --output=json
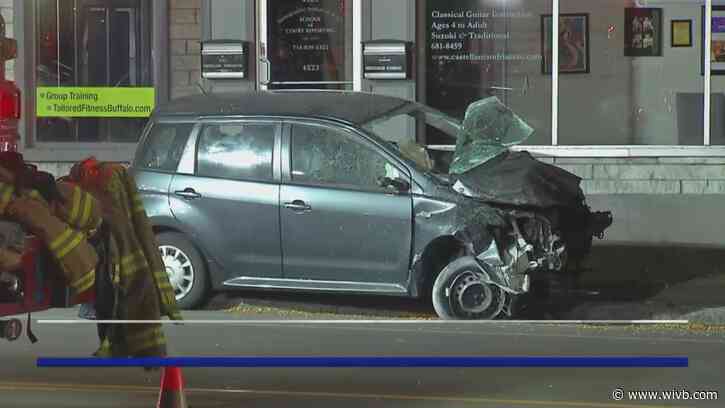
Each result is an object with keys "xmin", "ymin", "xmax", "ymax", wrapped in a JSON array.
[
  {"xmin": 432, "ymin": 257, "xmax": 507, "ymax": 320},
  {"xmin": 156, "ymin": 232, "xmax": 209, "ymax": 310}
]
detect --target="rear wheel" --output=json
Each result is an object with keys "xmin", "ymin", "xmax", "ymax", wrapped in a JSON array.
[
  {"xmin": 156, "ymin": 232, "xmax": 208, "ymax": 310},
  {"xmin": 432, "ymin": 257, "xmax": 507, "ymax": 320}
]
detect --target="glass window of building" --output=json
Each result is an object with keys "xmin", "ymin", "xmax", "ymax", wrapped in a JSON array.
[
  {"xmin": 711, "ymin": 2, "xmax": 725, "ymax": 145},
  {"xmin": 35, "ymin": 0, "xmax": 153, "ymax": 143},
  {"xmin": 418, "ymin": 0, "xmax": 553, "ymax": 147},
  {"xmin": 266, "ymin": 0, "xmax": 353, "ymax": 90},
  {"xmin": 558, "ymin": 1, "xmax": 705, "ymax": 146}
]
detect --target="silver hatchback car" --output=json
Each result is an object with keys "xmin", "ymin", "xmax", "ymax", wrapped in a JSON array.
[{"xmin": 130, "ymin": 91, "xmax": 611, "ymax": 320}]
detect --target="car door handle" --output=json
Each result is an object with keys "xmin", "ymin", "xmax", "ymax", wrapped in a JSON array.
[
  {"xmin": 284, "ymin": 200, "xmax": 312, "ymax": 213},
  {"xmin": 174, "ymin": 188, "xmax": 202, "ymax": 200}
]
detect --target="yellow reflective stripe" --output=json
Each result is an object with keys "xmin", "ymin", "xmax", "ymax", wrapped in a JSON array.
[
  {"xmin": 128, "ymin": 336, "xmax": 167, "ymax": 354},
  {"xmin": 54, "ymin": 231, "xmax": 85, "ymax": 260},
  {"xmin": 156, "ymin": 280, "xmax": 174, "ymax": 292},
  {"xmin": 70, "ymin": 269, "xmax": 95, "ymax": 293},
  {"xmin": 125, "ymin": 326, "xmax": 164, "ymax": 344},
  {"xmin": 132, "ymin": 196, "xmax": 145, "ymax": 213},
  {"xmin": 0, "ymin": 183, "xmax": 13, "ymax": 211},
  {"xmin": 120, "ymin": 251, "xmax": 145, "ymax": 267},
  {"xmin": 68, "ymin": 186, "xmax": 82, "ymax": 226},
  {"xmin": 28, "ymin": 190, "xmax": 41, "ymax": 200},
  {"xmin": 79, "ymin": 191, "xmax": 93, "ymax": 228},
  {"xmin": 119, "ymin": 251, "xmax": 148, "ymax": 277},
  {"xmin": 49, "ymin": 228, "xmax": 74, "ymax": 252}
]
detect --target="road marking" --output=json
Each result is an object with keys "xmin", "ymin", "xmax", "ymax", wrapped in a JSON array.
[
  {"xmin": 0, "ymin": 382, "xmax": 687, "ymax": 408},
  {"xmin": 36, "ymin": 319, "xmax": 691, "ymax": 325}
]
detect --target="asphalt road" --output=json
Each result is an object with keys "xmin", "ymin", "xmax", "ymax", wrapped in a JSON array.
[{"xmin": 1, "ymin": 310, "xmax": 723, "ymax": 408}]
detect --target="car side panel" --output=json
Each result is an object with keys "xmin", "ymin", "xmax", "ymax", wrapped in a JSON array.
[{"xmin": 169, "ymin": 175, "xmax": 283, "ymax": 280}]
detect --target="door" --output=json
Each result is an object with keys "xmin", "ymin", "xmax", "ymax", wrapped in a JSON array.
[
  {"xmin": 280, "ymin": 122, "xmax": 413, "ymax": 284},
  {"xmin": 256, "ymin": 0, "xmax": 353, "ymax": 90},
  {"xmin": 78, "ymin": 0, "xmax": 150, "ymax": 142},
  {"xmin": 169, "ymin": 120, "xmax": 283, "ymax": 280}
]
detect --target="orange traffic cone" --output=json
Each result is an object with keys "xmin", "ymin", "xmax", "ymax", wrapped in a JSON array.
[{"xmin": 156, "ymin": 367, "xmax": 188, "ymax": 408}]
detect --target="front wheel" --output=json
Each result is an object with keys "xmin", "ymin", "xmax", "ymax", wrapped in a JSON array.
[
  {"xmin": 156, "ymin": 232, "xmax": 208, "ymax": 310},
  {"xmin": 432, "ymin": 257, "xmax": 507, "ymax": 320}
]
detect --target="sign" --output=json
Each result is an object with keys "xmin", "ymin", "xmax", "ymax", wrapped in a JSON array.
[
  {"xmin": 202, "ymin": 41, "xmax": 248, "ymax": 79},
  {"xmin": 36, "ymin": 87, "xmax": 155, "ymax": 118},
  {"xmin": 425, "ymin": 1, "xmax": 539, "ymax": 144},
  {"xmin": 267, "ymin": 0, "xmax": 347, "ymax": 88},
  {"xmin": 363, "ymin": 41, "xmax": 411, "ymax": 80}
]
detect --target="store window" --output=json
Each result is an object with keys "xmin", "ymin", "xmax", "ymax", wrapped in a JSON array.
[
  {"xmin": 35, "ymin": 0, "xmax": 153, "ymax": 143},
  {"xmin": 711, "ymin": 3, "xmax": 725, "ymax": 145},
  {"xmin": 266, "ymin": 0, "xmax": 353, "ymax": 90},
  {"xmin": 420, "ymin": 0, "xmax": 553, "ymax": 146},
  {"xmin": 558, "ymin": 1, "xmax": 705, "ymax": 146}
]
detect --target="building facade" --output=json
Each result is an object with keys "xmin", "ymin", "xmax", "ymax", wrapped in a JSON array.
[{"xmin": 6, "ymin": 0, "xmax": 725, "ymax": 247}]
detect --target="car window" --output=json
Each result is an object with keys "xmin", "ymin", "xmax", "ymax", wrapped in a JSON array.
[
  {"xmin": 291, "ymin": 124, "xmax": 403, "ymax": 191},
  {"xmin": 196, "ymin": 123, "xmax": 276, "ymax": 182},
  {"xmin": 136, "ymin": 123, "xmax": 194, "ymax": 172}
]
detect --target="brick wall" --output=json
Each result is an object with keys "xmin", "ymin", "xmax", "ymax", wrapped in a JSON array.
[
  {"xmin": 1, "ymin": 0, "xmax": 14, "ymax": 81},
  {"xmin": 551, "ymin": 158, "xmax": 725, "ymax": 195},
  {"xmin": 169, "ymin": 0, "xmax": 202, "ymax": 99}
]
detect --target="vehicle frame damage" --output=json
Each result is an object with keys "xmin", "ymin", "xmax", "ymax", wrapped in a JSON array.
[{"xmin": 407, "ymin": 97, "xmax": 613, "ymax": 320}]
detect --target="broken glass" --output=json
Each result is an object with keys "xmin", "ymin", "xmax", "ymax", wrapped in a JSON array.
[
  {"xmin": 449, "ymin": 96, "xmax": 534, "ymax": 175},
  {"xmin": 291, "ymin": 124, "xmax": 399, "ymax": 190}
]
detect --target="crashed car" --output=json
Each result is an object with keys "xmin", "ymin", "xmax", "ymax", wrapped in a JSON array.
[{"xmin": 131, "ymin": 91, "xmax": 612, "ymax": 319}]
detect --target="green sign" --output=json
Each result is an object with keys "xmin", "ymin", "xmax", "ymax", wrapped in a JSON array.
[{"xmin": 36, "ymin": 87, "xmax": 155, "ymax": 118}]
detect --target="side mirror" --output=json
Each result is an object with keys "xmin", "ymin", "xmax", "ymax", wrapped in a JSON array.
[{"xmin": 378, "ymin": 176, "xmax": 411, "ymax": 193}]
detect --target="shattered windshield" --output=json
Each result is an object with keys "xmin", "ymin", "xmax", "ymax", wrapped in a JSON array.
[
  {"xmin": 449, "ymin": 97, "xmax": 534, "ymax": 175},
  {"xmin": 362, "ymin": 96, "xmax": 534, "ymax": 175}
]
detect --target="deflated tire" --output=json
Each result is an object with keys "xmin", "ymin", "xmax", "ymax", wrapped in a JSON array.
[{"xmin": 432, "ymin": 257, "xmax": 507, "ymax": 320}]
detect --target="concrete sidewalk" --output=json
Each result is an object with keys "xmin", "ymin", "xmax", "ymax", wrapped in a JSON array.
[
  {"xmin": 564, "ymin": 273, "xmax": 725, "ymax": 323},
  {"xmin": 564, "ymin": 244, "xmax": 725, "ymax": 323}
]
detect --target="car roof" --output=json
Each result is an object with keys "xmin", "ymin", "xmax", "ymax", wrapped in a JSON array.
[{"xmin": 155, "ymin": 90, "xmax": 415, "ymax": 125}]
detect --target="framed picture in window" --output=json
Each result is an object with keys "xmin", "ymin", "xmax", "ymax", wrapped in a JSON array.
[
  {"xmin": 625, "ymin": 8, "xmax": 663, "ymax": 57},
  {"xmin": 671, "ymin": 20, "xmax": 692, "ymax": 47},
  {"xmin": 704, "ymin": 6, "xmax": 725, "ymax": 75},
  {"xmin": 541, "ymin": 13, "xmax": 590, "ymax": 74}
]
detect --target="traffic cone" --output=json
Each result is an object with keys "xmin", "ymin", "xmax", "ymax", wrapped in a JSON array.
[{"xmin": 156, "ymin": 367, "xmax": 187, "ymax": 408}]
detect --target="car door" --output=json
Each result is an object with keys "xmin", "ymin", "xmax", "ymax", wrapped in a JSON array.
[
  {"xmin": 169, "ymin": 119, "xmax": 283, "ymax": 280},
  {"xmin": 280, "ymin": 121, "xmax": 413, "ymax": 285}
]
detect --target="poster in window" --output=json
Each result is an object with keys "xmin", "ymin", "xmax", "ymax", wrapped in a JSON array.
[
  {"xmin": 541, "ymin": 14, "xmax": 590, "ymax": 74},
  {"xmin": 267, "ymin": 0, "xmax": 346, "ymax": 89},
  {"xmin": 671, "ymin": 20, "xmax": 692, "ymax": 48},
  {"xmin": 624, "ymin": 8, "xmax": 663, "ymax": 57},
  {"xmin": 705, "ymin": 6, "xmax": 725, "ymax": 75}
]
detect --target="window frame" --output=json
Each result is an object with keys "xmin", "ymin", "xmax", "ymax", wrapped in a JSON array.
[
  {"xmin": 193, "ymin": 117, "xmax": 282, "ymax": 184},
  {"xmin": 282, "ymin": 118, "xmax": 413, "ymax": 194}
]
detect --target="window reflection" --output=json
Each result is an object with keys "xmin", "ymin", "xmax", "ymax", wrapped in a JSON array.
[
  {"xmin": 558, "ymin": 1, "xmax": 704, "ymax": 145},
  {"xmin": 197, "ymin": 124, "xmax": 276, "ymax": 182}
]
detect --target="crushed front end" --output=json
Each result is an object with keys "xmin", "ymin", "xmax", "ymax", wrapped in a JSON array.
[{"xmin": 417, "ymin": 97, "xmax": 613, "ymax": 319}]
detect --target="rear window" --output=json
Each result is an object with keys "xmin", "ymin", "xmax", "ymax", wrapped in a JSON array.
[{"xmin": 135, "ymin": 123, "xmax": 194, "ymax": 172}]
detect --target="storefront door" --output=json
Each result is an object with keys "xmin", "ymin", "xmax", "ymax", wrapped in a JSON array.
[{"xmin": 257, "ymin": 0, "xmax": 353, "ymax": 90}]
